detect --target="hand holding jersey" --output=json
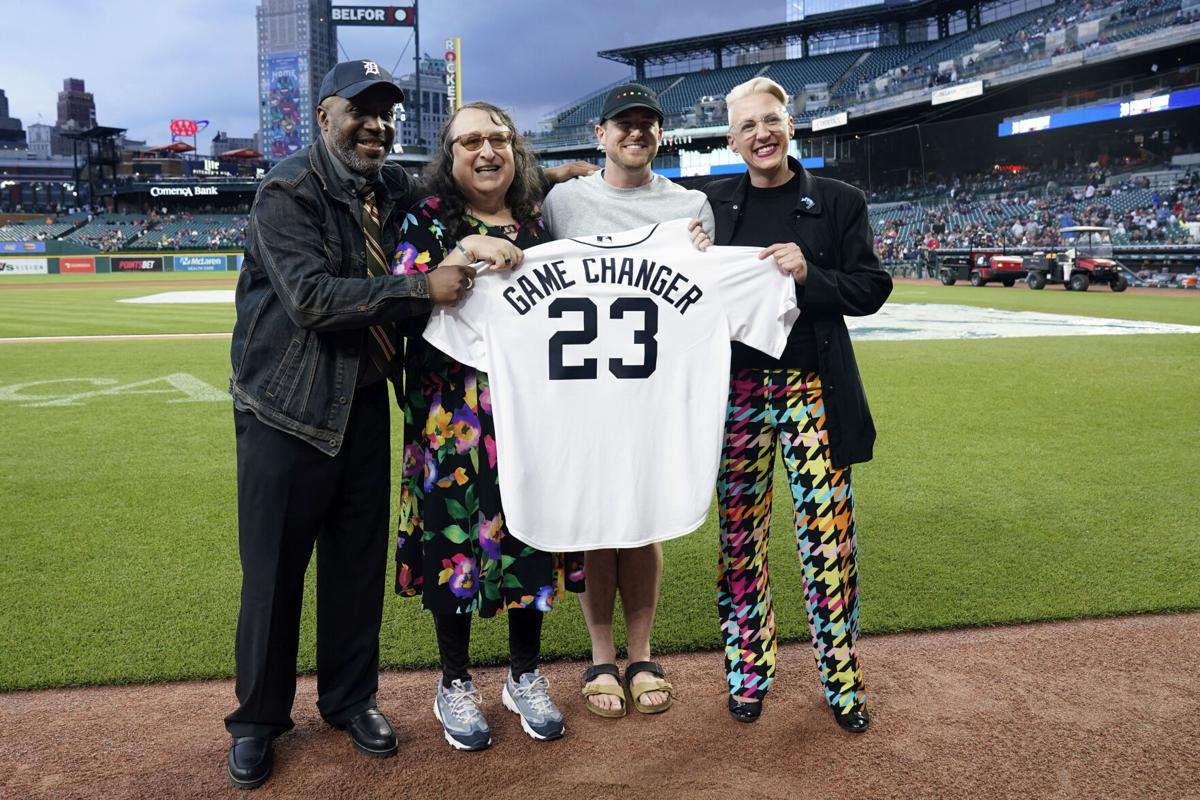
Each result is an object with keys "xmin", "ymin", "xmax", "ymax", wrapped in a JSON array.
[
  {"xmin": 687, "ymin": 218, "xmax": 713, "ymax": 251},
  {"xmin": 424, "ymin": 218, "xmax": 798, "ymax": 551},
  {"xmin": 759, "ymin": 241, "xmax": 808, "ymax": 283}
]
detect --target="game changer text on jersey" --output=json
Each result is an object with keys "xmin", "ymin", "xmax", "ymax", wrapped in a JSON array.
[{"xmin": 424, "ymin": 218, "xmax": 799, "ymax": 551}]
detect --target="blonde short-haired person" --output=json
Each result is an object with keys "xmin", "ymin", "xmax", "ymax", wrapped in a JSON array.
[{"xmin": 702, "ymin": 77, "xmax": 891, "ymax": 730}]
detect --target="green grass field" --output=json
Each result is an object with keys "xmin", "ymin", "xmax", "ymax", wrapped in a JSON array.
[{"xmin": 1, "ymin": 275, "xmax": 1198, "ymax": 691}]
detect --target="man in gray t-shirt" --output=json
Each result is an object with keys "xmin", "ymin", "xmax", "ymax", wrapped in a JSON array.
[{"xmin": 541, "ymin": 83, "xmax": 713, "ymax": 718}]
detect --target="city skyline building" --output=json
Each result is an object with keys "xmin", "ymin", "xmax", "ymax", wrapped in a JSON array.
[
  {"xmin": 395, "ymin": 57, "xmax": 448, "ymax": 152},
  {"xmin": 211, "ymin": 131, "xmax": 258, "ymax": 157},
  {"xmin": 27, "ymin": 122, "xmax": 51, "ymax": 157},
  {"xmin": 256, "ymin": 0, "xmax": 337, "ymax": 161},
  {"xmin": 0, "ymin": 89, "xmax": 27, "ymax": 149},
  {"xmin": 56, "ymin": 78, "xmax": 96, "ymax": 130}
]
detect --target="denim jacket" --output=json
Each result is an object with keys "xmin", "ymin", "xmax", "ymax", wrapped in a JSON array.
[{"xmin": 230, "ymin": 137, "xmax": 429, "ymax": 455}]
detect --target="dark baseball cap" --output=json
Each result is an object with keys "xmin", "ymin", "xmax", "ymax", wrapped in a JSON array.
[
  {"xmin": 319, "ymin": 60, "xmax": 404, "ymax": 104},
  {"xmin": 600, "ymin": 83, "xmax": 664, "ymax": 123}
]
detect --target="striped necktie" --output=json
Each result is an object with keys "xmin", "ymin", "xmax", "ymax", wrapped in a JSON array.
[{"xmin": 360, "ymin": 191, "xmax": 403, "ymax": 381}]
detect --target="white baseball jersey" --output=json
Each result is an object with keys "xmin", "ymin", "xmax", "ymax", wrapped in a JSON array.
[{"xmin": 423, "ymin": 217, "xmax": 799, "ymax": 551}]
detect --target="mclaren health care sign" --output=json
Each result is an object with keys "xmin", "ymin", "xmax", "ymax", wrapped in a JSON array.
[{"xmin": 174, "ymin": 255, "xmax": 227, "ymax": 272}]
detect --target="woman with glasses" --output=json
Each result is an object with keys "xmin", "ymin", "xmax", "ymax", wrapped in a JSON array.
[{"xmin": 391, "ymin": 101, "xmax": 584, "ymax": 751}]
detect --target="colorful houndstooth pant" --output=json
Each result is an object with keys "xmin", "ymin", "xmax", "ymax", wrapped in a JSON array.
[{"xmin": 716, "ymin": 368, "xmax": 866, "ymax": 713}]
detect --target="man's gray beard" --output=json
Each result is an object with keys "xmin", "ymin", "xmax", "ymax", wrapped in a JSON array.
[{"xmin": 330, "ymin": 133, "xmax": 386, "ymax": 176}]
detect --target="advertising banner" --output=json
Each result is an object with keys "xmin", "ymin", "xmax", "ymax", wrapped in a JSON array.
[
  {"xmin": 174, "ymin": 254, "xmax": 227, "ymax": 272},
  {"xmin": 264, "ymin": 53, "xmax": 304, "ymax": 160},
  {"xmin": 111, "ymin": 256, "xmax": 164, "ymax": 272},
  {"xmin": 811, "ymin": 111, "xmax": 848, "ymax": 132},
  {"xmin": 932, "ymin": 80, "xmax": 984, "ymax": 106},
  {"xmin": 59, "ymin": 256, "xmax": 96, "ymax": 274},
  {"xmin": 0, "ymin": 257, "xmax": 49, "ymax": 275},
  {"xmin": 236, "ymin": 254, "xmax": 245, "ymax": 271},
  {"xmin": 1, "ymin": 241, "xmax": 46, "ymax": 253},
  {"xmin": 331, "ymin": 6, "xmax": 416, "ymax": 25},
  {"xmin": 149, "ymin": 185, "xmax": 222, "ymax": 199},
  {"xmin": 444, "ymin": 38, "xmax": 462, "ymax": 112}
]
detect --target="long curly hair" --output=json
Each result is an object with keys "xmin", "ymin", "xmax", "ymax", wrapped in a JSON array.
[{"xmin": 423, "ymin": 101, "xmax": 543, "ymax": 245}]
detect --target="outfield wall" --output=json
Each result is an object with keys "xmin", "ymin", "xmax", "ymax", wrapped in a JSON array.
[{"xmin": 0, "ymin": 251, "xmax": 244, "ymax": 275}]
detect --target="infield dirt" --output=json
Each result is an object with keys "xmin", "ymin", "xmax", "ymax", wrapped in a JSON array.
[{"xmin": 2, "ymin": 612, "xmax": 1196, "ymax": 800}]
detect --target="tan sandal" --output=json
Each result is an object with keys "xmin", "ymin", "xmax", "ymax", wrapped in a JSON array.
[
  {"xmin": 625, "ymin": 661, "xmax": 673, "ymax": 714},
  {"xmin": 582, "ymin": 663, "xmax": 626, "ymax": 718}
]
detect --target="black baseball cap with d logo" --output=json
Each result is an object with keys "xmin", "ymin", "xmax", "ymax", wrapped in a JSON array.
[
  {"xmin": 319, "ymin": 60, "xmax": 405, "ymax": 103},
  {"xmin": 600, "ymin": 83, "xmax": 664, "ymax": 124}
]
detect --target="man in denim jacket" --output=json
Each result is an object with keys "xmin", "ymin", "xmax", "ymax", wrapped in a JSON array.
[{"xmin": 224, "ymin": 60, "xmax": 474, "ymax": 789}]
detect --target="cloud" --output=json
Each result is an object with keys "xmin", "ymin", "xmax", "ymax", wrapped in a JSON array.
[{"xmin": 0, "ymin": 0, "xmax": 782, "ymax": 147}]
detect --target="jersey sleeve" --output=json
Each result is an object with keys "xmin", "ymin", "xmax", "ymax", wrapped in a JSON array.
[
  {"xmin": 422, "ymin": 274, "xmax": 490, "ymax": 371},
  {"xmin": 712, "ymin": 247, "xmax": 799, "ymax": 358}
]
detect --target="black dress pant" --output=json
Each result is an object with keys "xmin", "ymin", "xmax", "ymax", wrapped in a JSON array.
[{"xmin": 225, "ymin": 380, "xmax": 390, "ymax": 739}]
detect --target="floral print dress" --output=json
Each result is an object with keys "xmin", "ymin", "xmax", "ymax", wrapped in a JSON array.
[{"xmin": 392, "ymin": 195, "xmax": 585, "ymax": 617}]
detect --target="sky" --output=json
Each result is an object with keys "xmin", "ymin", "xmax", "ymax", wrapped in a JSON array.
[{"xmin": 0, "ymin": 0, "xmax": 785, "ymax": 153}]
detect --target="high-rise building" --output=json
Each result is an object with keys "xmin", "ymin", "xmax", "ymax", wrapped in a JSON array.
[
  {"xmin": 256, "ymin": 0, "xmax": 337, "ymax": 161},
  {"xmin": 27, "ymin": 122, "xmax": 52, "ymax": 157},
  {"xmin": 395, "ymin": 58, "xmax": 449, "ymax": 152},
  {"xmin": 212, "ymin": 131, "xmax": 258, "ymax": 157},
  {"xmin": 56, "ymin": 78, "xmax": 96, "ymax": 130},
  {"xmin": 0, "ymin": 89, "xmax": 28, "ymax": 149}
]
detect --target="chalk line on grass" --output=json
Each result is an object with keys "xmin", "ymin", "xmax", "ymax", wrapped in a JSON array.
[{"xmin": 0, "ymin": 332, "xmax": 231, "ymax": 344}]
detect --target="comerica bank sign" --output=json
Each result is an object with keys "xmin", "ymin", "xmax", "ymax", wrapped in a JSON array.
[{"xmin": 149, "ymin": 186, "xmax": 220, "ymax": 198}]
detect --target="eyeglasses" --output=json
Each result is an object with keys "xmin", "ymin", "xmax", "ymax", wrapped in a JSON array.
[
  {"xmin": 733, "ymin": 113, "xmax": 789, "ymax": 137},
  {"xmin": 452, "ymin": 132, "xmax": 514, "ymax": 151}
]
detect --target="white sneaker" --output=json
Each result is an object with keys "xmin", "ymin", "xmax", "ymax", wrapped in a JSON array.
[
  {"xmin": 502, "ymin": 670, "xmax": 565, "ymax": 741},
  {"xmin": 433, "ymin": 678, "xmax": 491, "ymax": 751}
]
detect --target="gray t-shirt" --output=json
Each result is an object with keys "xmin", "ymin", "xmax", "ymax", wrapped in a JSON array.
[{"xmin": 541, "ymin": 170, "xmax": 715, "ymax": 240}]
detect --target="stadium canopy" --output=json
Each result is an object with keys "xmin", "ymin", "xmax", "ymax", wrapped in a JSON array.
[
  {"xmin": 218, "ymin": 148, "xmax": 263, "ymax": 159},
  {"xmin": 148, "ymin": 142, "xmax": 195, "ymax": 154},
  {"xmin": 598, "ymin": 0, "xmax": 986, "ymax": 78},
  {"xmin": 60, "ymin": 125, "xmax": 128, "ymax": 144}
]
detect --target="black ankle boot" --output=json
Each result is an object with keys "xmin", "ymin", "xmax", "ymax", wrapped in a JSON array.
[{"xmin": 727, "ymin": 695, "xmax": 763, "ymax": 723}]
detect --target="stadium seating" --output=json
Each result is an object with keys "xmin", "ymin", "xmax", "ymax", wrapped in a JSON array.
[
  {"xmin": 832, "ymin": 44, "xmax": 926, "ymax": 98},
  {"xmin": 123, "ymin": 215, "xmax": 247, "ymax": 250},
  {"xmin": 0, "ymin": 223, "xmax": 74, "ymax": 242},
  {"xmin": 659, "ymin": 64, "xmax": 767, "ymax": 116},
  {"xmin": 551, "ymin": 75, "xmax": 678, "ymax": 129},
  {"xmin": 763, "ymin": 50, "xmax": 863, "ymax": 95},
  {"xmin": 540, "ymin": 0, "xmax": 1193, "ymax": 143}
]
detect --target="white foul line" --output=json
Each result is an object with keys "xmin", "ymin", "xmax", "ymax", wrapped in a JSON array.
[{"xmin": 0, "ymin": 333, "xmax": 232, "ymax": 344}]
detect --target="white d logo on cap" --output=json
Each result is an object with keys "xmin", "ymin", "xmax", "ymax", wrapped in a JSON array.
[{"xmin": 363, "ymin": 61, "xmax": 381, "ymax": 76}]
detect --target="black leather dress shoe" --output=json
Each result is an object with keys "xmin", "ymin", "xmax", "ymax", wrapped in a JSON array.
[
  {"xmin": 340, "ymin": 707, "xmax": 398, "ymax": 757},
  {"xmin": 727, "ymin": 695, "xmax": 763, "ymax": 723},
  {"xmin": 227, "ymin": 736, "xmax": 272, "ymax": 790},
  {"xmin": 833, "ymin": 707, "xmax": 871, "ymax": 733}
]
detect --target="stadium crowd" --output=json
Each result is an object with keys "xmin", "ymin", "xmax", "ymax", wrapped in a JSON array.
[
  {"xmin": 0, "ymin": 209, "xmax": 250, "ymax": 252},
  {"xmin": 869, "ymin": 164, "xmax": 1200, "ymax": 268},
  {"xmin": 6, "ymin": 166, "xmax": 1197, "ymax": 261},
  {"xmin": 857, "ymin": 0, "xmax": 1193, "ymax": 103}
]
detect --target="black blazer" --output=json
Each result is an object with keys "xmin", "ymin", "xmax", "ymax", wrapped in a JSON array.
[{"xmin": 703, "ymin": 157, "xmax": 892, "ymax": 467}]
